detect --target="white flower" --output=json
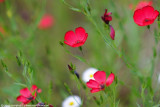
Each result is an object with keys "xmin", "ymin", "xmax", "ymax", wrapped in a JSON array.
[
  {"xmin": 62, "ymin": 95, "xmax": 82, "ymax": 107},
  {"xmin": 158, "ymin": 74, "xmax": 160, "ymax": 83},
  {"xmin": 82, "ymin": 68, "xmax": 98, "ymax": 83},
  {"xmin": 3, "ymin": 105, "xmax": 10, "ymax": 107}
]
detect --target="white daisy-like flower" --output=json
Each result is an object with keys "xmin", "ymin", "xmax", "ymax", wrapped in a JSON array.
[
  {"xmin": 158, "ymin": 73, "xmax": 160, "ymax": 83},
  {"xmin": 62, "ymin": 95, "xmax": 82, "ymax": 107},
  {"xmin": 82, "ymin": 68, "xmax": 98, "ymax": 83}
]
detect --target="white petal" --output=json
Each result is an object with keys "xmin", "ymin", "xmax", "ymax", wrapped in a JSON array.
[
  {"xmin": 158, "ymin": 74, "xmax": 160, "ymax": 83},
  {"xmin": 82, "ymin": 68, "xmax": 98, "ymax": 83},
  {"xmin": 62, "ymin": 95, "xmax": 82, "ymax": 107}
]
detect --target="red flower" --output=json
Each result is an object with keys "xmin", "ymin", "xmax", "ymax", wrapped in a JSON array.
[
  {"xmin": 38, "ymin": 14, "xmax": 54, "ymax": 29},
  {"xmin": 135, "ymin": 1, "xmax": 152, "ymax": 10},
  {"xmin": 133, "ymin": 6, "xmax": 159, "ymax": 26},
  {"xmin": 17, "ymin": 85, "xmax": 42, "ymax": 104},
  {"xmin": 101, "ymin": 9, "xmax": 112, "ymax": 24},
  {"xmin": 109, "ymin": 25, "xmax": 115, "ymax": 40},
  {"xmin": 0, "ymin": 0, "xmax": 4, "ymax": 3},
  {"xmin": 64, "ymin": 27, "xmax": 88, "ymax": 47},
  {"xmin": 0, "ymin": 26, "xmax": 5, "ymax": 35},
  {"xmin": 86, "ymin": 71, "xmax": 115, "ymax": 93}
]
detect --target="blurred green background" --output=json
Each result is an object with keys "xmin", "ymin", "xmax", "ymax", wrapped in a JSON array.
[{"xmin": 0, "ymin": 0, "xmax": 160, "ymax": 106}]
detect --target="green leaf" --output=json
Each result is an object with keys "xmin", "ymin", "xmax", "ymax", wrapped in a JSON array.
[
  {"xmin": 100, "ymin": 94, "xmax": 103, "ymax": 104},
  {"xmin": 75, "ymin": 55, "xmax": 86, "ymax": 63},
  {"xmin": 16, "ymin": 56, "xmax": 21, "ymax": 66},
  {"xmin": 70, "ymin": 7, "xmax": 81, "ymax": 12},
  {"xmin": 64, "ymin": 83, "xmax": 72, "ymax": 95},
  {"xmin": 48, "ymin": 81, "xmax": 53, "ymax": 102}
]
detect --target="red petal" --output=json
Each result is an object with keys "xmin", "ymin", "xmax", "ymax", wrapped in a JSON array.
[
  {"xmin": 64, "ymin": 31, "xmax": 76, "ymax": 46},
  {"xmin": 90, "ymin": 88, "xmax": 101, "ymax": 93},
  {"xmin": 20, "ymin": 88, "xmax": 32, "ymax": 97},
  {"xmin": 86, "ymin": 79, "xmax": 99, "ymax": 88},
  {"xmin": 37, "ymin": 88, "xmax": 42, "ymax": 93},
  {"xmin": 93, "ymin": 71, "xmax": 106, "ymax": 84},
  {"xmin": 82, "ymin": 33, "xmax": 88, "ymax": 43},
  {"xmin": 38, "ymin": 14, "xmax": 54, "ymax": 29},
  {"xmin": 17, "ymin": 95, "xmax": 27, "ymax": 102},
  {"xmin": 71, "ymin": 42, "xmax": 85, "ymax": 47},
  {"xmin": 75, "ymin": 27, "xmax": 87, "ymax": 41},
  {"xmin": 17, "ymin": 95, "xmax": 31, "ymax": 104},
  {"xmin": 0, "ymin": 0, "xmax": 4, "ymax": 3},
  {"xmin": 31, "ymin": 85, "xmax": 38, "ymax": 92},
  {"xmin": 143, "ymin": 6, "xmax": 154, "ymax": 19},
  {"xmin": 133, "ymin": 9, "xmax": 145, "ymax": 26},
  {"xmin": 109, "ymin": 25, "xmax": 115, "ymax": 40},
  {"xmin": 106, "ymin": 73, "xmax": 115, "ymax": 86},
  {"xmin": 135, "ymin": 1, "xmax": 152, "ymax": 10},
  {"xmin": 152, "ymin": 10, "xmax": 159, "ymax": 19}
]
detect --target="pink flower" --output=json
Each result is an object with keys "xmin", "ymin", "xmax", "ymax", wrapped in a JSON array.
[
  {"xmin": 64, "ymin": 27, "xmax": 88, "ymax": 47},
  {"xmin": 101, "ymin": 9, "xmax": 112, "ymax": 24},
  {"xmin": 133, "ymin": 6, "xmax": 159, "ymax": 26},
  {"xmin": 38, "ymin": 14, "xmax": 54, "ymax": 29},
  {"xmin": 135, "ymin": 1, "xmax": 152, "ymax": 10},
  {"xmin": 17, "ymin": 85, "xmax": 42, "ymax": 104},
  {"xmin": 86, "ymin": 71, "xmax": 115, "ymax": 93},
  {"xmin": 109, "ymin": 25, "xmax": 115, "ymax": 40}
]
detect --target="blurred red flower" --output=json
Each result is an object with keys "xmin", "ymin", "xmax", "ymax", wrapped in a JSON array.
[
  {"xmin": 17, "ymin": 85, "xmax": 42, "ymax": 104},
  {"xmin": 0, "ymin": 27, "xmax": 5, "ymax": 35},
  {"xmin": 109, "ymin": 25, "xmax": 115, "ymax": 40},
  {"xmin": 64, "ymin": 27, "xmax": 88, "ymax": 47},
  {"xmin": 101, "ymin": 9, "xmax": 112, "ymax": 24},
  {"xmin": 133, "ymin": 6, "xmax": 159, "ymax": 26},
  {"xmin": 38, "ymin": 14, "xmax": 54, "ymax": 29},
  {"xmin": 0, "ymin": 0, "xmax": 4, "ymax": 3},
  {"xmin": 86, "ymin": 71, "xmax": 115, "ymax": 93},
  {"xmin": 135, "ymin": 1, "xmax": 152, "ymax": 10}
]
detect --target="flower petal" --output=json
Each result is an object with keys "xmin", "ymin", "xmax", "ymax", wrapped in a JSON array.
[
  {"xmin": 17, "ymin": 95, "xmax": 31, "ymax": 104},
  {"xmin": 106, "ymin": 73, "xmax": 115, "ymax": 86},
  {"xmin": 109, "ymin": 25, "xmax": 115, "ymax": 40},
  {"xmin": 64, "ymin": 31, "xmax": 76, "ymax": 46},
  {"xmin": 152, "ymin": 10, "xmax": 159, "ymax": 19},
  {"xmin": 82, "ymin": 33, "xmax": 88, "ymax": 43},
  {"xmin": 20, "ymin": 88, "xmax": 32, "ymax": 97},
  {"xmin": 75, "ymin": 27, "xmax": 87, "ymax": 41},
  {"xmin": 133, "ymin": 9, "xmax": 145, "ymax": 26},
  {"xmin": 143, "ymin": 6, "xmax": 154, "ymax": 19},
  {"xmin": 90, "ymin": 88, "xmax": 101, "ymax": 93},
  {"xmin": 135, "ymin": 1, "xmax": 152, "ymax": 10},
  {"xmin": 37, "ymin": 88, "xmax": 42, "ymax": 93},
  {"xmin": 38, "ymin": 14, "xmax": 54, "ymax": 29},
  {"xmin": 86, "ymin": 79, "xmax": 99, "ymax": 88},
  {"xmin": 31, "ymin": 85, "xmax": 38, "ymax": 92},
  {"xmin": 17, "ymin": 95, "xmax": 27, "ymax": 102},
  {"xmin": 93, "ymin": 71, "xmax": 106, "ymax": 84}
]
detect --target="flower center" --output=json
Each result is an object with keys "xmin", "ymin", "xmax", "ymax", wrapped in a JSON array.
[
  {"xmin": 145, "ymin": 19, "xmax": 150, "ymax": 22},
  {"xmin": 100, "ymin": 84, "xmax": 105, "ymax": 90},
  {"xmin": 89, "ymin": 74, "xmax": 93, "ymax": 78},
  {"xmin": 27, "ymin": 96, "xmax": 34, "ymax": 100},
  {"xmin": 76, "ymin": 40, "xmax": 80, "ymax": 43},
  {"xmin": 69, "ymin": 101, "xmax": 74, "ymax": 106}
]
